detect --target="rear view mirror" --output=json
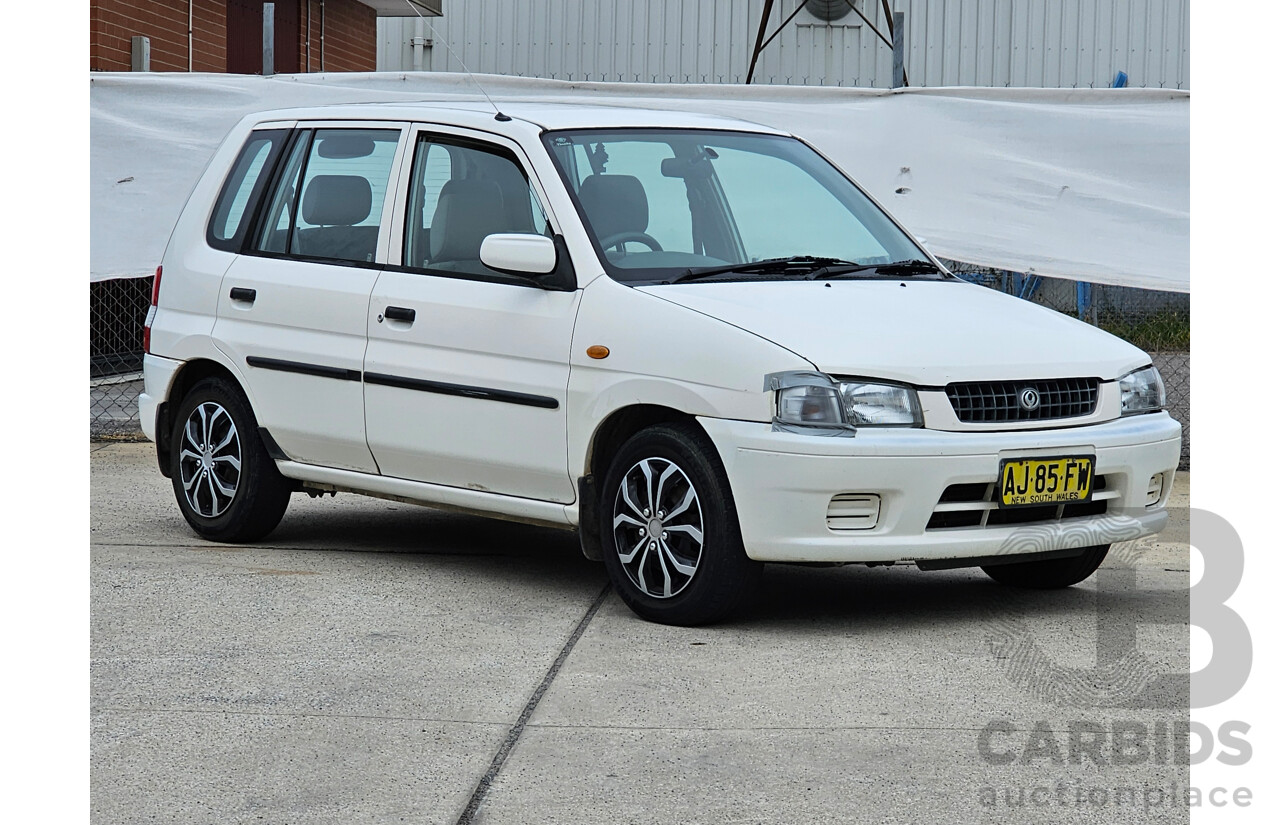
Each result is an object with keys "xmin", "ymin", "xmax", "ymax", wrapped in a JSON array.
[
  {"xmin": 480, "ymin": 234, "xmax": 557, "ymax": 275},
  {"xmin": 661, "ymin": 156, "xmax": 713, "ymax": 180}
]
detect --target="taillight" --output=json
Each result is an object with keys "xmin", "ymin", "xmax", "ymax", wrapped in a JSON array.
[{"xmin": 143, "ymin": 265, "xmax": 162, "ymax": 354}]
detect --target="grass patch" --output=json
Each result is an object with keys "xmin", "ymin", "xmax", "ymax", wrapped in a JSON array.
[{"xmin": 1097, "ymin": 310, "xmax": 1190, "ymax": 352}]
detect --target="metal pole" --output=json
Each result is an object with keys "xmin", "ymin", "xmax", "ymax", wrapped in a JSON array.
[
  {"xmin": 263, "ymin": 3, "xmax": 275, "ymax": 76},
  {"xmin": 891, "ymin": 11, "xmax": 905, "ymax": 88},
  {"xmin": 412, "ymin": 18, "xmax": 424, "ymax": 71},
  {"xmin": 130, "ymin": 36, "xmax": 151, "ymax": 72},
  {"xmin": 746, "ymin": 0, "xmax": 776, "ymax": 85}
]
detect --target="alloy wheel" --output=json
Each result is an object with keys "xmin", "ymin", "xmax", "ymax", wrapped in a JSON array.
[
  {"xmin": 611, "ymin": 457, "xmax": 705, "ymax": 598},
  {"xmin": 178, "ymin": 401, "xmax": 242, "ymax": 518}
]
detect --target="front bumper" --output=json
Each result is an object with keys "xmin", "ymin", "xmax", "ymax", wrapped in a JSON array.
[{"xmin": 699, "ymin": 413, "xmax": 1182, "ymax": 564}]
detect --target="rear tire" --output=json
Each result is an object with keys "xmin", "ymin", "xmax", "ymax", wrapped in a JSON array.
[
  {"xmin": 599, "ymin": 422, "xmax": 761, "ymax": 625},
  {"xmin": 169, "ymin": 377, "xmax": 290, "ymax": 542},
  {"xmin": 981, "ymin": 544, "xmax": 1110, "ymax": 589}
]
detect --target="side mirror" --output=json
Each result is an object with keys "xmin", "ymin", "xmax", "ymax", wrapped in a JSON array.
[{"xmin": 480, "ymin": 233, "xmax": 557, "ymax": 276}]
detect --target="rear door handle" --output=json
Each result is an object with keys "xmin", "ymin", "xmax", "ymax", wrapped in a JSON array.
[
  {"xmin": 229, "ymin": 287, "xmax": 257, "ymax": 303},
  {"xmin": 383, "ymin": 306, "xmax": 416, "ymax": 323}
]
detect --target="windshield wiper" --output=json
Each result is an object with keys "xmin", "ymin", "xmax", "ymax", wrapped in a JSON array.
[
  {"xmin": 669, "ymin": 256, "xmax": 864, "ymax": 285},
  {"xmin": 812, "ymin": 259, "xmax": 942, "ymax": 279},
  {"xmin": 668, "ymin": 256, "xmax": 941, "ymax": 285}
]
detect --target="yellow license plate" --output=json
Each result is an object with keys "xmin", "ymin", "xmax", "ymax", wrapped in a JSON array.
[{"xmin": 997, "ymin": 455, "xmax": 1094, "ymax": 507}]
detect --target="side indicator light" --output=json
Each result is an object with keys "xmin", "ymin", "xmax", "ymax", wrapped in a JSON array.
[{"xmin": 586, "ymin": 345, "xmax": 610, "ymax": 359}]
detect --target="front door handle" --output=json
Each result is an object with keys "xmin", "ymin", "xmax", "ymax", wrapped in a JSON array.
[
  {"xmin": 229, "ymin": 287, "xmax": 257, "ymax": 303},
  {"xmin": 383, "ymin": 306, "xmax": 416, "ymax": 323}
]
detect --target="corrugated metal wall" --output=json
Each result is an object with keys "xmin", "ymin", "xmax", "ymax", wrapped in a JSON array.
[{"xmin": 377, "ymin": 0, "xmax": 1188, "ymax": 89}]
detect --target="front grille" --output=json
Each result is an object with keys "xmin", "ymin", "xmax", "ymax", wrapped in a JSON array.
[
  {"xmin": 946, "ymin": 378, "xmax": 1099, "ymax": 423},
  {"xmin": 926, "ymin": 476, "xmax": 1110, "ymax": 530}
]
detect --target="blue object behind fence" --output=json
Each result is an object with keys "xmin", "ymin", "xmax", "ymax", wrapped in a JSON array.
[{"xmin": 1077, "ymin": 281, "xmax": 1094, "ymax": 319}]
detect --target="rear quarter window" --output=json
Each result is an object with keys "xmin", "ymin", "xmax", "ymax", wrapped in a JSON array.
[{"xmin": 206, "ymin": 129, "xmax": 289, "ymax": 252}]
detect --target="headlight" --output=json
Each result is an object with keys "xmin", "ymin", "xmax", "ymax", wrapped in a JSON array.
[
  {"xmin": 1119, "ymin": 365, "xmax": 1166, "ymax": 415},
  {"xmin": 839, "ymin": 381, "xmax": 923, "ymax": 426},
  {"xmin": 766, "ymin": 372, "xmax": 922, "ymax": 433}
]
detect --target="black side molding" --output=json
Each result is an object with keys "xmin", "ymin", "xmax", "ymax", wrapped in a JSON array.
[
  {"xmin": 364, "ymin": 372, "xmax": 559, "ymax": 409},
  {"xmin": 246, "ymin": 356, "xmax": 362, "ymax": 382}
]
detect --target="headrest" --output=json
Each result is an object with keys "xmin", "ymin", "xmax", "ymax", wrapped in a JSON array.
[
  {"xmin": 429, "ymin": 178, "xmax": 506, "ymax": 262},
  {"xmin": 301, "ymin": 175, "xmax": 373, "ymax": 227},
  {"xmin": 578, "ymin": 175, "xmax": 648, "ymax": 240}
]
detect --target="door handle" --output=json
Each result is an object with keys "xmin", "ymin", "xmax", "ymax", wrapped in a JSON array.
[
  {"xmin": 229, "ymin": 287, "xmax": 257, "ymax": 303},
  {"xmin": 383, "ymin": 306, "xmax": 416, "ymax": 323}
]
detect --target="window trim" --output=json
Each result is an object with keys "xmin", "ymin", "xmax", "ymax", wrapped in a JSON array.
[{"xmin": 242, "ymin": 127, "xmax": 311, "ymax": 257}]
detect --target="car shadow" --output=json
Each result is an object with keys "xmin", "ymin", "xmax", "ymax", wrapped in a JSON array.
[
  {"xmin": 207, "ymin": 498, "xmax": 1183, "ymax": 632},
  {"xmin": 734, "ymin": 561, "xmax": 1151, "ymax": 632}
]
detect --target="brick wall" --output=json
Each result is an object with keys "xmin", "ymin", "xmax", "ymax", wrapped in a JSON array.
[
  {"xmin": 193, "ymin": 1, "xmax": 229, "ymax": 71},
  {"xmin": 92, "ymin": 1, "xmax": 375, "ymax": 73},
  {"xmin": 300, "ymin": 0, "xmax": 376, "ymax": 73},
  {"xmin": 91, "ymin": 1, "xmax": 227, "ymax": 72}
]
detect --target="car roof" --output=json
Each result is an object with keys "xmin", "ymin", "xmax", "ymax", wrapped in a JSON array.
[{"xmin": 249, "ymin": 100, "xmax": 792, "ymax": 137}]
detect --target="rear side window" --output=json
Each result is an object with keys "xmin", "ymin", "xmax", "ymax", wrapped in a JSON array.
[
  {"xmin": 253, "ymin": 128, "xmax": 401, "ymax": 265},
  {"xmin": 207, "ymin": 129, "xmax": 288, "ymax": 251}
]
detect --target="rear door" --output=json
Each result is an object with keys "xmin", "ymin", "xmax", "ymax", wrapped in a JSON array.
[
  {"xmin": 363, "ymin": 126, "xmax": 579, "ymax": 502},
  {"xmin": 212, "ymin": 123, "xmax": 408, "ymax": 472}
]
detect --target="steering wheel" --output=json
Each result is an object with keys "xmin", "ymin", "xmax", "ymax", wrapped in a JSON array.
[{"xmin": 599, "ymin": 231, "xmax": 663, "ymax": 253}]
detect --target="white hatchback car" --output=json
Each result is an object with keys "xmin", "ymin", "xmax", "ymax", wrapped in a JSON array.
[{"xmin": 141, "ymin": 102, "xmax": 1181, "ymax": 625}]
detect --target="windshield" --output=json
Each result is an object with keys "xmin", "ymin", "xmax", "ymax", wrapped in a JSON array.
[{"xmin": 542, "ymin": 128, "xmax": 939, "ymax": 284}]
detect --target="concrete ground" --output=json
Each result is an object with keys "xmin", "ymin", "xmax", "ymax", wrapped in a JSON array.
[{"xmin": 92, "ymin": 442, "xmax": 1191, "ymax": 824}]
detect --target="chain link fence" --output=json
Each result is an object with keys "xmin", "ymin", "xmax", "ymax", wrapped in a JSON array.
[
  {"xmin": 941, "ymin": 260, "xmax": 1190, "ymax": 469},
  {"xmin": 90, "ymin": 276, "xmax": 151, "ymax": 440},
  {"xmin": 90, "ymin": 265, "xmax": 1190, "ymax": 469}
]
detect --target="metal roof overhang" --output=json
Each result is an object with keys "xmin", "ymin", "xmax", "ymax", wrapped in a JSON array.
[{"xmin": 359, "ymin": 0, "xmax": 442, "ymax": 17}]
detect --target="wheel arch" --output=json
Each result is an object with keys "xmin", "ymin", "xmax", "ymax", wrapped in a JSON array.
[
  {"xmin": 577, "ymin": 403, "xmax": 701, "ymax": 561},
  {"xmin": 156, "ymin": 358, "xmax": 248, "ymax": 478}
]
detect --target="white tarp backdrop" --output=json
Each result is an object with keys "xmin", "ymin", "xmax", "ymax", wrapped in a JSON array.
[{"xmin": 90, "ymin": 72, "xmax": 1189, "ymax": 292}]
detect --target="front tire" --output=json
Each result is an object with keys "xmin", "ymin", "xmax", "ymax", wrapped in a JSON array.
[
  {"xmin": 599, "ymin": 423, "xmax": 761, "ymax": 625},
  {"xmin": 169, "ymin": 377, "xmax": 290, "ymax": 542},
  {"xmin": 981, "ymin": 544, "xmax": 1110, "ymax": 589}
]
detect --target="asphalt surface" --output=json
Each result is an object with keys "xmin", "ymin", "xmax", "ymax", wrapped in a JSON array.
[{"xmin": 91, "ymin": 442, "xmax": 1191, "ymax": 824}]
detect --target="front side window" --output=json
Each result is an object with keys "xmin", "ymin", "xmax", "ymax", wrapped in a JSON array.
[
  {"xmin": 253, "ymin": 128, "xmax": 401, "ymax": 264},
  {"xmin": 402, "ymin": 135, "xmax": 551, "ymax": 278},
  {"xmin": 543, "ymin": 129, "xmax": 932, "ymax": 284}
]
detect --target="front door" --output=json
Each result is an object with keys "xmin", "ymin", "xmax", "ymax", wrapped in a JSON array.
[{"xmin": 363, "ymin": 127, "xmax": 579, "ymax": 503}]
